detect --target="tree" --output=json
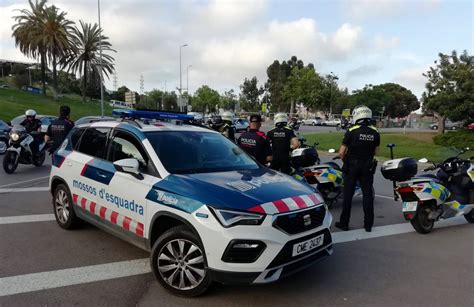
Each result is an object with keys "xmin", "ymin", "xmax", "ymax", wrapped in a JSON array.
[
  {"xmin": 110, "ymin": 85, "xmax": 130, "ymax": 101},
  {"xmin": 282, "ymin": 67, "xmax": 323, "ymax": 113},
  {"xmin": 12, "ymin": 0, "xmax": 48, "ymax": 95},
  {"xmin": 192, "ymin": 85, "xmax": 220, "ymax": 112},
  {"xmin": 147, "ymin": 89, "xmax": 164, "ymax": 110},
  {"xmin": 162, "ymin": 91, "xmax": 178, "ymax": 111},
  {"xmin": 67, "ymin": 21, "xmax": 115, "ymax": 102},
  {"xmin": 375, "ymin": 83, "xmax": 419, "ymax": 118},
  {"xmin": 349, "ymin": 85, "xmax": 391, "ymax": 115},
  {"xmin": 240, "ymin": 77, "xmax": 264, "ymax": 112},
  {"xmin": 41, "ymin": 5, "xmax": 74, "ymax": 100},
  {"xmin": 422, "ymin": 50, "xmax": 474, "ymax": 133},
  {"xmin": 221, "ymin": 89, "xmax": 238, "ymax": 111}
]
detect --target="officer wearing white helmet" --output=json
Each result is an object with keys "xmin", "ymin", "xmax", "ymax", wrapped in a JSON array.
[
  {"xmin": 267, "ymin": 113, "xmax": 299, "ymax": 174},
  {"xmin": 218, "ymin": 111, "xmax": 235, "ymax": 142},
  {"xmin": 20, "ymin": 109, "xmax": 42, "ymax": 156},
  {"xmin": 335, "ymin": 105, "xmax": 380, "ymax": 233}
]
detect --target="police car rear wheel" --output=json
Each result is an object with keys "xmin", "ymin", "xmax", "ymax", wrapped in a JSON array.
[
  {"xmin": 53, "ymin": 184, "xmax": 80, "ymax": 229},
  {"xmin": 151, "ymin": 225, "xmax": 211, "ymax": 297}
]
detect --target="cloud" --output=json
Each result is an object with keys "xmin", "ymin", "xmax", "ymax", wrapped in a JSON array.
[
  {"xmin": 0, "ymin": 0, "xmax": 413, "ymax": 96},
  {"xmin": 344, "ymin": 0, "xmax": 441, "ymax": 20},
  {"xmin": 346, "ymin": 64, "xmax": 382, "ymax": 78},
  {"xmin": 393, "ymin": 66, "xmax": 429, "ymax": 98}
]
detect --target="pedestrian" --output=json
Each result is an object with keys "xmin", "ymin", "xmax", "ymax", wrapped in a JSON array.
[
  {"xmin": 267, "ymin": 113, "xmax": 299, "ymax": 174},
  {"xmin": 45, "ymin": 106, "xmax": 74, "ymax": 154},
  {"xmin": 20, "ymin": 109, "xmax": 42, "ymax": 157},
  {"xmin": 335, "ymin": 105, "xmax": 380, "ymax": 232},
  {"xmin": 237, "ymin": 114, "xmax": 272, "ymax": 165}
]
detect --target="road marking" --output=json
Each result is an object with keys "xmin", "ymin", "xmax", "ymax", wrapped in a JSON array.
[
  {"xmin": 375, "ymin": 194, "xmax": 396, "ymax": 200},
  {"xmin": 0, "ymin": 176, "xmax": 49, "ymax": 188},
  {"xmin": 0, "ymin": 214, "xmax": 55, "ymax": 225},
  {"xmin": 0, "ymin": 187, "xmax": 49, "ymax": 194},
  {"xmin": 0, "ymin": 259, "xmax": 150, "ymax": 297},
  {"xmin": 0, "ymin": 215, "xmax": 468, "ymax": 296},
  {"xmin": 332, "ymin": 216, "xmax": 467, "ymax": 243}
]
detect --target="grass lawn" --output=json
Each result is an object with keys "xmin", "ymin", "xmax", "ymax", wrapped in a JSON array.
[
  {"xmin": 304, "ymin": 132, "xmax": 464, "ymax": 162},
  {"xmin": 0, "ymin": 87, "xmax": 114, "ymax": 122}
]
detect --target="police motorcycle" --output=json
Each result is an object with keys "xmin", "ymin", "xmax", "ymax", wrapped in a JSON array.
[
  {"xmin": 2, "ymin": 125, "xmax": 47, "ymax": 174},
  {"xmin": 381, "ymin": 144, "xmax": 474, "ymax": 234}
]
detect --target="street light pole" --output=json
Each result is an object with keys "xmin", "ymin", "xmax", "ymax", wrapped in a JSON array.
[
  {"xmin": 186, "ymin": 65, "xmax": 192, "ymax": 93},
  {"xmin": 98, "ymin": 0, "xmax": 104, "ymax": 117},
  {"xmin": 179, "ymin": 44, "xmax": 188, "ymax": 112}
]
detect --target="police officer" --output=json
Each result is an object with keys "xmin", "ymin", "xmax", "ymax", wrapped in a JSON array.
[
  {"xmin": 237, "ymin": 114, "xmax": 272, "ymax": 165},
  {"xmin": 335, "ymin": 105, "xmax": 380, "ymax": 232},
  {"xmin": 45, "ymin": 106, "xmax": 74, "ymax": 153},
  {"xmin": 20, "ymin": 109, "xmax": 42, "ymax": 156},
  {"xmin": 267, "ymin": 113, "xmax": 299, "ymax": 174},
  {"xmin": 210, "ymin": 112, "xmax": 235, "ymax": 142}
]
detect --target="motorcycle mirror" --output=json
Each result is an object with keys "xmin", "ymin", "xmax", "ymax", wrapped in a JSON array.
[
  {"xmin": 328, "ymin": 148, "xmax": 336, "ymax": 153},
  {"xmin": 418, "ymin": 158, "xmax": 429, "ymax": 163}
]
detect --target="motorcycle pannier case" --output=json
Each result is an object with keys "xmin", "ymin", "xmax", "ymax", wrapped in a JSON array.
[
  {"xmin": 291, "ymin": 147, "xmax": 318, "ymax": 167},
  {"xmin": 381, "ymin": 158, "xmax": 417, "ymax": 181}
]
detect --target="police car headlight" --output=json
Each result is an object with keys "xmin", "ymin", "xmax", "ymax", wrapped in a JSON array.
[
  {"xmin": 10, "ymin": 132, "xmax": 19, "ymax": 141},
  {"xmin": 209, "ymin": 207, "xmax": 265, "ymax": 227}
]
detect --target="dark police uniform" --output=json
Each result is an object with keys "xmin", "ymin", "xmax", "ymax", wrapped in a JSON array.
[
  {"xmin": 267, "ymin": 125, "xmax": 296, "ymax": 174},
  {"xmin": 46, "ymin": 117, "xmax": 75, "ymax": 153},
  {"xmin": 339, "ymin": 123, "xmax": 380, "ymax": 230},
  {"xmin": 20, "ymin": 118, "xmax": 42, "ymax": 155},
  {"xmin": 237, "ymin": 129, "xmax": 272, "ymax": 165}
]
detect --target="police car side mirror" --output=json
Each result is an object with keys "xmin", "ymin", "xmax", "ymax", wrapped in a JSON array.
[{"xmin": 114, "ymin": 158, "xmax": 144, "ymax": 180}]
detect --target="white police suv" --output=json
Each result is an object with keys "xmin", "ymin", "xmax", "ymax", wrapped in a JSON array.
[{"xmin": 49, "ymin": 110, "xmax": 333, "ymax": 296}]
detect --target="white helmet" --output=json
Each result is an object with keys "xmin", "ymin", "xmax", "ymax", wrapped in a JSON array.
[
  {"xmin": 25, "ymin": 109, "xmax": 37, "ymax": 117},
  {"xmin": 221, "ymin": 111, "xmax": 234, "ymax": 122},
  {"xmin": 352, "ymin": 105, "xmax": 372, "ymax": 124},
  {"xmin": 274, "ymin": 113, "xmax": 288, "ymax": 125}
]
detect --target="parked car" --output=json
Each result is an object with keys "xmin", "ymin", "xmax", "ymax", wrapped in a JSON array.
[
  {"xmin": 302, "ymin": 117, "xmax": 322, "ymax": 126},
  {"xmin": 429, "ymin": 121, "xmax": 463, "ymax": 130},
  {"xmin": 468, "ymin": 123, "xmax": 474, "ymax": 130},
  {"xmin": 0, "ymin": 120, "xmax": 11, "ymax": 154},
  {"xmin": 234, "ymin": 118, "xmax": 249, "ymax": 132},
  {"xmin": 10, "ymin": 115, "xmax": 57, "ymax": 134},
  {"xmin": 322, "ymin": 118, "xmax": 341, "ymax": 126}
]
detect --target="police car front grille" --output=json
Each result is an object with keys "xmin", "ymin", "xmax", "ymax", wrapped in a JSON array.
[{"xmin": 273, "ymin": 205, "xmax": 326, "ymax": 235}]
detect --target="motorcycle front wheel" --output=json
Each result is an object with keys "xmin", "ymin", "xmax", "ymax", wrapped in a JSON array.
[
  {"xmin": 464, "ymin": 209, "xmax": 474, "ymax": 223},
  {"xmin": 3, "ymin": 151, "xmax": 18, "ymax": 174},
  {"xmin": 410, "ymin": 206, "xmax": 434, "ymax": 234}
]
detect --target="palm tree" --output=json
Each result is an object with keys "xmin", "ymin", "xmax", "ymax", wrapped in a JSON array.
[
  {"xmin": 67, "ymin": 21, "xmax": 115, "ymax": 102},
  {"xmin": 12, "ymin": 0, "xmax": 48, "ymax": 95},
  {"xmin": 39, "ymin": 5, "xmax": 74, "ymax": 100}
]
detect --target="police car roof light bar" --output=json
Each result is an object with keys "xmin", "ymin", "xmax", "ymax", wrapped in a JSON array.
[{"xmin": 112, "ymin": 109, "xmax": 194, "ymax": 122}]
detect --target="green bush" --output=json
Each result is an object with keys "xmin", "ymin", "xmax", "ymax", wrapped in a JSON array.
[{"xmin": 433, "ymin": 130, "xmax": 474, "ymax": 149}]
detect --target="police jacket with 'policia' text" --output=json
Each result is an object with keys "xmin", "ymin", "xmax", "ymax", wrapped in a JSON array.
[
  {"xmin": 267, "ymin": 125, "xmax": 296, "ymax": 161},
  {"xmin": 237, "ymin": 129, "xmax": 272, "ymax": 165},
  {"xmin": 342, "ymin": 124, "xmax": 380, "ymax": 161},
  {"xmin": 47, "ymin": 117, "xmax": 75, "ymax": 152}
]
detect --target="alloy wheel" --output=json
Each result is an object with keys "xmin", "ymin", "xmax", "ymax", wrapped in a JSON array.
[
  {"xmin": 157, "ymin": 239, "xmax": 206, "ymax": 290},
  {"xmin": 55, "ymin": 189, "xmax": 70, "ymax": 224}
]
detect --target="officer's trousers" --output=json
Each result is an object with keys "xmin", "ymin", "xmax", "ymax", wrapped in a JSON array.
[
  {"xmin": 339, "ymin": 158, "xmax": 375, "ymax": 227},
  {"xmin": 270, "ymin": 158, "xmax": 291, "ymax": 174}
]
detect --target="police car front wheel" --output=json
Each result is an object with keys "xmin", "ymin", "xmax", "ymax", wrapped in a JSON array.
[
  {"xmin": 53, "ymin": 184, "xmax": 80, "ymax": 229},
  {"xmin": 151, "ymin": 225, "xmax": 212, "ymax": 297}
]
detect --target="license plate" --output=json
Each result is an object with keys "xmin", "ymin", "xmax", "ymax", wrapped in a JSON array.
[
  {"xmin": 402, "ymin": 201, "xmax": 418, "ymax": 212},
  {"xmin": 292, "ymin": 234, "xmax": 324, "ymax": 257}
]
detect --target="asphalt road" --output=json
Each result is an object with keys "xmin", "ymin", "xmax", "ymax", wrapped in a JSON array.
[{"xmin": 0, "ymin": 157, "xmax": 472, "ymax": 306}]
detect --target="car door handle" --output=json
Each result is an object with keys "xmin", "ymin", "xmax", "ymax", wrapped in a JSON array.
[{"xmin": 66, "ymin": 161, "xmax": 73, "ymax": 167}]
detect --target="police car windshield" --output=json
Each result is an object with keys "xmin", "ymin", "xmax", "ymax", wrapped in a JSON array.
[{"xmin": 146, "ymin": 131, "xmax": 259, "ymax": 174}]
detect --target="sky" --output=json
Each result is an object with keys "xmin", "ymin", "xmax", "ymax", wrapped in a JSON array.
[{"xmin": 0, "ymin": 0, "xmax": 473, "ymax": 99}]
